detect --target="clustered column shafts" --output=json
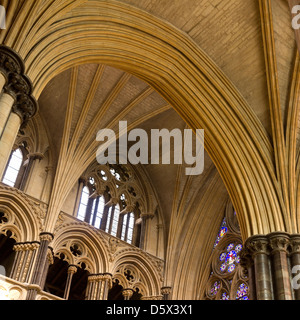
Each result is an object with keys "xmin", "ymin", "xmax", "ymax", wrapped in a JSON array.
[
  {"xmin": 289, "ymin": 235, "xmax": 300, "ymax": 300},
  {"xmin": 0, "ymin": 45, "xmax": 38, "ymax": 179},
  {"xmin": 241, "ymin": 232, "xmax": 300, "ymax": 300},
  {"xmin": 26, "ymin": 232, "xmax": 54, "ymax": 300},
  {"xmin": 10, "ymin": 242, "xmax": 40, "ymax": 283},
  {"xmin": 64, "ymin": 265, "xmax": 78, "ymax": 300},
  {"xmin": 85, "ymin": 273, "xmax": 113, "ymax": 300}
]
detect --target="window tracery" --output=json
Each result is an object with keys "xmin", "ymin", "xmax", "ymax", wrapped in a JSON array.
[
  {"xmin": 76, "ymin": 163, "xmax": 150, "ymax": 247},
  {"xmin": 204, "ymin": 202, "xmax": 249, "ymax": 300}
]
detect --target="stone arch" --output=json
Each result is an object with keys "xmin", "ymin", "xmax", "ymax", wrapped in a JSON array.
[
  {"xmin": 11, "ymin": 0, "xmax": 282, "ymax": 239},
  {"xmin": 52, "ymin": 223, "xmax": 110, "ymax": 274},
  {"xmin": 0, "ymin": 187, "xmax": 43, "ymax": 242},
  {"xmin": 111, "ymin": 251, "xmax": 163, "ymax": 297}
]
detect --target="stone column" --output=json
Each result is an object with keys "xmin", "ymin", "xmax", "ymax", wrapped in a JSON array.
[
  {"xmin": 139, "ymin": 213, "xmax": 154, "ymax": 250},
  {"xmin": 18, "ymin": 152, "xmax": 44, "ymax": 191},
  {"xmin": 0, "ymin": 71, "xmax": 6, "ymax": 92},
  {"xmin": 243, "ymin": 235, "xmax": 273, "ymax": 300},
  {"xmin": 268, "ymin": 232, "xmax": 292, "ymax": 300},
  {"xmin": 161, "ymin": 286, "xmax": 172, "ymax": 300},
  {"xmin": 85, "ymin": 273, "xmax": 112, "ymax": 300},
  {"xmin": 289, "ymin": 235, "xmax": 300, "ymax": 300},
  {"xmin": 40, "ymin": 248, "xmax": 54, "ymax": 290},
  {"xmin": 10, "ymin": 242, "xmax": 40, "ymax": 283},
  {"xmin": 0, "ymin": 111, "xmax": 22, "ymax": 178},
  {"xmin": 26, "ymin": 232, "xmax": 54, "ymax": 300},
  {"xmin": 0, "ymin": 46, "xmax": 38, "ymax": 179},
  {"xmin": 0, "ymin": 92, "xmax": 14, "ymax": 137},
  {"xmin": 102, "ymin": 273, "xmax": 113, "ymax": 300},
  {"xmin": 122, "ymin": 289, "xmax": 134, "ymax": 300},
  {"xmin": 63, "ymin": 265, "xmax": 77, "ymax": 300}
]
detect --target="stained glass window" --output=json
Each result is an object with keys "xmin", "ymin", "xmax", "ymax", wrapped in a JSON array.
[
  {"xmin": 221, "ymin": 292, "xmax": 230, "ymax": 300},
  {"xmin": 214, "ymin": 218, "xmax": 228, "ymax": 248},
  {"xmin": 210, "ymin": 281, "xmax": 221, "ymax": 296},
  {"xmin": 204, "ymin": 203, "xmax": 249, "ymax": 300},
  {"xmin": 236, "ymin": 283, "xmax": 249, "ymax": 300},
  {"xmin": 219, "ymin": 243, "xmax": 243, "ymax": 274}
]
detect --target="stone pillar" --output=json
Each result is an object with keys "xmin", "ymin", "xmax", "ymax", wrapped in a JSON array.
[
  {"xmin": 289, "ymin": 235, "xmax": 300, "ymax": 300},
  {"xmin": 18, "ymin": 152, "xmax": 44, "ymax": 191},
  {"xmin": 243, "ymin": 235, "xmax": 273, "ymax": 300},
  {"xmin": 85, "ymin": 273, "xmax": 112, "ymax": 300},
  {"xmin": 161, "ymin": 287, "xmax": 172, "ymax": 300},
  {"xmin": 122, "ymin": 288, "xmax": 134, "ymax": 300},
  {"xmin": 268, "ymin": 232, "xmax": 292, "ymax": 300},
  {"xmin": 139, "ymin": 213, "xmax": 154, "ymax": 250},
  {"xmin": 0, "ymin": 111, "xmax": 22, "ymax": 178},
  {"xmin": 0, "ymin": 71, "xmax": 6, "ymax": 92},
  {"xmin": 0, "ymin": 92, "xmax": 14, "ymax": 137},
  {"xmin": 0, "ymin": 46, "xmax": 38, "ymax": 179},
  {"xmin": 26, "ymin": 232, "xmax": 54, "ymax": 300},
  {"xmin": 40, "ymin": 248, "xmax": 54, "ymax": 290},
  {"xmin": 10, "ymin": 242, "xmax": 40, "ymax": 283},
  {"xmin": 64, "ymin": 265, "xmax": 77, "ymax": 300},
  {"xmin": 242, "ymin": 232, "xmax": 300, "ymax": 300},
  {"xmin": 102, "ymin": 273, "xmax": 113, "ymax": 300}
]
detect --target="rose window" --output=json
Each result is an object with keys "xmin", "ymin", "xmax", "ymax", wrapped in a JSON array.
[{"xmin": 219, "ymin": 243, "xmax": 243, "ymax": 274}]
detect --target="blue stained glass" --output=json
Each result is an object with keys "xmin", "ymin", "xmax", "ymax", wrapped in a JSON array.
[
  {"xmin": 235, "ymin": 244, "xmax": 243, "ymax": 252},
  {"xmin": 221, "ymin": 292, "xmax": 230, "ymax": 300},
  {"xmin": 227, "ymin": 243, "xmax": 234, "ymax": 251},
  {"xmin": 211, "ymin": 281, "xmax": 221, "ymax": 296},
  {"xmin": 220, "ymin": 263, "xmax": 227, "ymax": 272},
  {"xmin": 228, "ymin": 264, "xmax": 236, "ymax": 273},
  {"xmin": 236, "ymin": 283, "xmax": 249, "ymax": 300},
  {"xmin": 219, "ymin": 253, "xmax": 226, "ymax": 261},
  {"xmin": 214, "ymin": 219, "xmax": 228, "ymax": 248}
]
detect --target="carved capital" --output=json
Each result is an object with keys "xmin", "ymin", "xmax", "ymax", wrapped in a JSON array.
[
  {"xmin": 27, "ymin": 152, "xmax": 44, "ymax": 161},
  {"xmin": 0, "ymin": 45, "xmax": 38, "ymax": 126},
  {"xmin": 122, "ymin": 289, "xmax": 134, "ymax": 299},
  {"xmin": 244, "ymin": 235, "xmax": 269, "ymax": 256},
  {"xmin": 289, "ymin": 235, "xmax": 300, "ymax": 255},
  {"xmin": 268, "ymin": 232, "xmax": 290, "ymax": 253},
  {"xmin": 140, "ymin": 213, "xmax": 155, "ymax": 220},
  {"xmin": 67, "ymin": 265, "xmax": 78, "ymax": 275},
  {"xmin": 39, "ymin": 232, "xmax": 54, "ymax": 243},
  {"xmin": 0, "ymin": 45, "xmax": 24, "ymax": 76},
  {"xmin": 161, "ymin": 286, "xmax": 172, "ymax": 296}
]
